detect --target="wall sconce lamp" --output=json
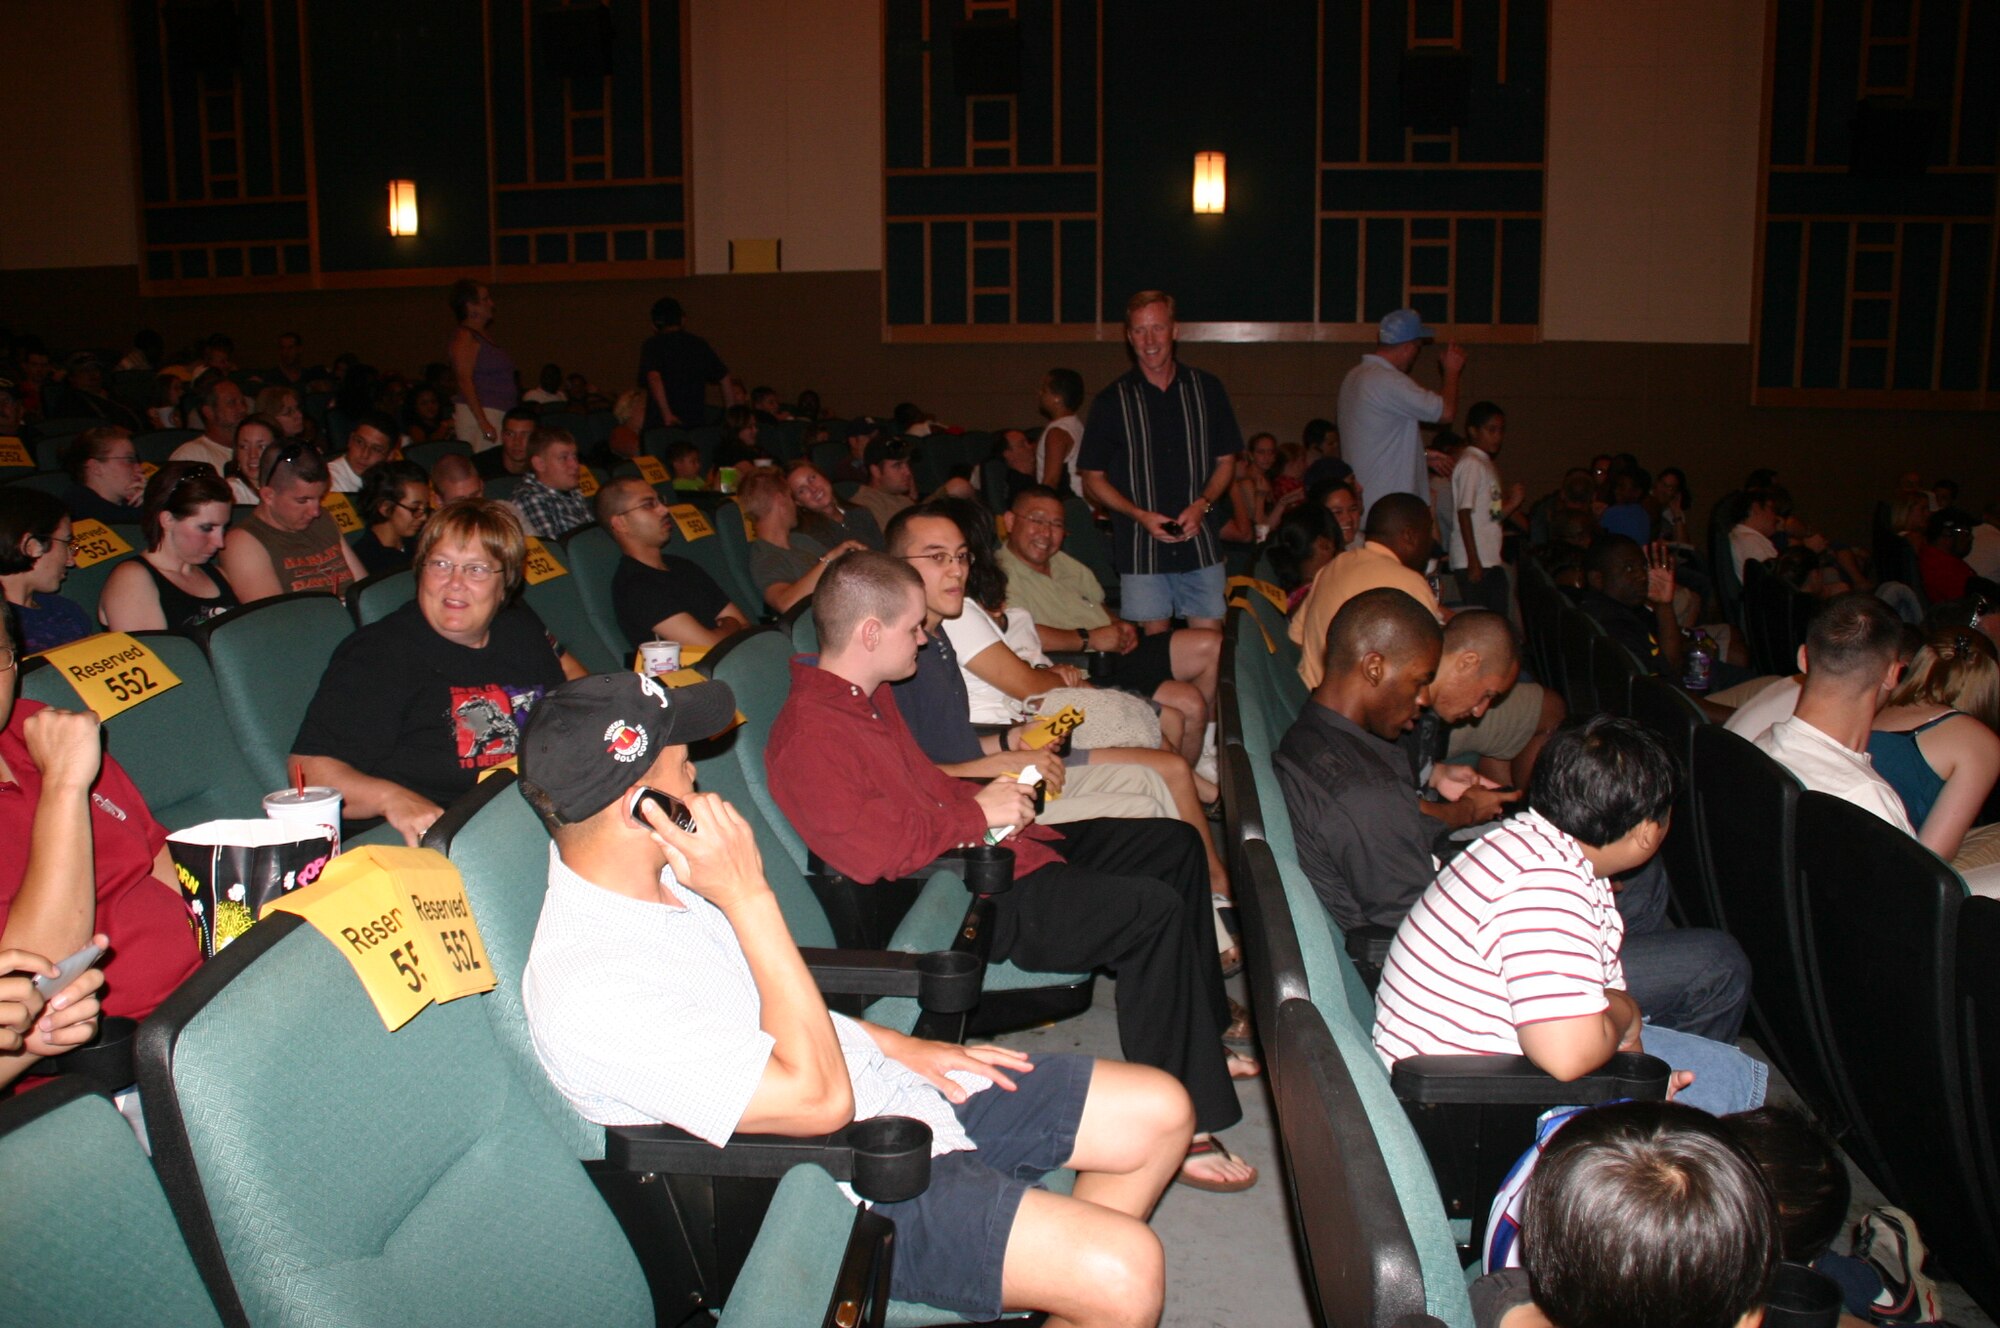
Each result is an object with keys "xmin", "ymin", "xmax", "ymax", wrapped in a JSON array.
[
  {"xmin": 387, "ymin": 179, "xmax": 419, "ymax": 236},
  {"xmin": 1192, "ymin": 152, "xmax": 1226, "ymax": 214}
]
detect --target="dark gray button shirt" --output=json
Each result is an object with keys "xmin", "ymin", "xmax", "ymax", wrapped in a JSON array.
[{"xmin": 1274, "ymin": 700, "xmax": 1440, "ymax": 935}]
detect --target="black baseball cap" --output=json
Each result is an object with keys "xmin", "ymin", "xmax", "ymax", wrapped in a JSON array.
[
  {"xmin": 863, "ymin": 437, "xmax": 909, "ymax": 468},
  {"xmin": 519, "ymin": 673, "xmax": 737, "ymax": 822}
]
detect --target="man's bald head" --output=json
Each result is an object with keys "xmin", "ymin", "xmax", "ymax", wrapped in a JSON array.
[
  {"xmin": 1362, "ymin": 492, "xmax": 1436, "ymax": 569},
  {"xmin": 1442, "ymin": 610, "xmax": 1519, "ymax": 673},
  {"xmin": 1433, "ymin": 610, "xmax": 1523, "ymax": 724},
  {"xmin": 1326, "ymin": 586, "xmax": 1443, "ymax": 675}
]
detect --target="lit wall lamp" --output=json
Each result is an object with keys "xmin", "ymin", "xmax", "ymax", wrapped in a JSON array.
[
  {"xmin": 1192, "ymin": 151, "xmax": 1226, "ymax": 214},
  {"xmin": 387, "ymin": 179, "xmax": 419, "ymax": 236}
]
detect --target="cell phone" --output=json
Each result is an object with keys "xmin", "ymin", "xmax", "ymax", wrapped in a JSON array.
[
  {"xmin": 627, "ymin": 786, "xmax": 698, "ymax": 834},
  {"xmin": 1161, "ymin": 520, "xmax": 1183, "ymax": 537},
  {"xmin": 33, "ymin": 941, "xmax": 105, "ymax": 1000}
]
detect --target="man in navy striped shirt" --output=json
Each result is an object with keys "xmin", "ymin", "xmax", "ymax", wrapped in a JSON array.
[{"xmin": 1372, "ymin": 716, "xmax": 1765, "ymax": 1116}]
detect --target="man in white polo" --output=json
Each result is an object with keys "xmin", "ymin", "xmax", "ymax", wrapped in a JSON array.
[{"xmin": 1337, "ymin": 308, "xmax": 1466, "ymax": 520}]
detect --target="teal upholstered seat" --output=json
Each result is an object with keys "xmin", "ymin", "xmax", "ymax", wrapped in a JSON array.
[
  {"xmin": 350, "ymin": 566, "xmax": 416, "ymax": 625},
  {"xmin": 0, "ymin": 1080, "xmax": 222, "ymax": 1328},
  {"xmin": 196, "ymin": 591, "xmax": 354, "ymax": 793},
  {"xmin": 522, "ymin": 535, "xmax": 618, "ymax": 673}
]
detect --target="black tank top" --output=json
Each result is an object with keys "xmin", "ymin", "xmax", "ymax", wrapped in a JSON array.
[{"xmin": 141, "ymin": 557, "xmax": 239, "ymax": 633}]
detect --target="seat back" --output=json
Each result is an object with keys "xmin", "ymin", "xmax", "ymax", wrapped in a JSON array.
[
  {"xmin": 709, "ymin": 500, "xmax": 770, "ymax": 613},
  {"xmin": 1795, "ymin": 791, "xmax": 1998, "ymax": 1283},
  {"xmin": 1740, "ymin": 559, "xmax": 1814, "ymax": 677},
  {"xmin": 62, "ymin": 523, "xmax": 144, "ymax": 619},
  {"xmin": 558, "ymin": 523, "xmax": 636, "ymax": 665},
  {"xmin": 1955, "ymin": 896, "xmax": 2000, "ymax": 1312},
  {"xmin": 1060, "ymin": 495, "xmax": 1118, "ymax": 602},
  {"xmin": 520, "ymin": 536, "xmax": 619, "ymax": 673},
  {"xmin": 197, "ymin": 591, "xmax": 355, "ymax": 793},
  {"xmin": 135, "ymin": 429, "xmax": 200, "ymax": 465},
  {"xmin": 403, "ymin": 438, "xmax": 471, "ymax": 471},
  {"xmin": 707, "ymin": 628, "xmax": 810, "ymax": 870},
  {"xmin": 1588, "ymin": 632, "xmax": 1641, "ymax": 718},
  {"xmin": 350, "ymin": 567, "xmax": 416, "ymax": 626},
  {"xmin": 1516, "ymin": 559, "xmax": 1562, "ymax": 687},
  {"xmin": 1555, "ymin": 607, "xmax": 1602, "ymax": 716},
  {"xmin": 1689, "ymin": 726, "xmax": 1842, "ymax": 1120},
  {"xmin": 22, "ymin": 632, "xmax": 269, "ymax": 829},
  {"xmin": 424, "ymin": 773, "xmax": 608, "ymax": 1159},
  {"xmin": 0, "ymin": 1080, "xmax": 223, "ymax": 1327},
  {"xmin": 138, "ymin": 910, "xmax": 653, "ymax": 1327},
  {"xmin": 1627, "ymin": 676, "xmax": 1719, "ymax": 931}
]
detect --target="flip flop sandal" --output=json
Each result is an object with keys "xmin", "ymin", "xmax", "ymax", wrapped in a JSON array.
[
  {"xmin": 1224, "ymin": 1046, "xmax": 1262, "ymax": 1080},
  {"xmin": 1177, "ymin": 1135, "xmax": 1258, "ymax": 1194}
]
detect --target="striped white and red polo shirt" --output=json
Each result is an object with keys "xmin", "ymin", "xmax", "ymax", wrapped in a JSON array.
[{"xmin": 1372, "ymin": 809, "xmax": 1625, "ymax": 1067}]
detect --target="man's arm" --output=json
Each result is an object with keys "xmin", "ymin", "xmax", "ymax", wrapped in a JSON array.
[
  {"xmin": 1515, "ymin": 988, "xmax": 1639, "ymax": 1082},
  {"xmin": 218, "ymin": 528, "xmax": 283, "ymax": 602},
  {"xmin": 1642, "ymin": 543, "xmax": 1688, "ymax": 679},
  {"xmin": 1039, "ymin": 422, "xmax": 1075, "ymax": 489},
  {"xmin": 645, "ymin": 793, "xmax": 853, "ymax": 1135},
  {"xmin": 645, "ymin": 369, "xmax": 677, "ymax": 428},
  {"xmin": 1438, "ymin": 343, "xmax": 1466, "ymax": 425},
  {"xmin": 1457, "ymin": 507, "xmax": 1483, "ymax": 579},
  {"xmin": 1174, "ymin": 453, "xmax": 1238, "ymax": 543},
  {"xmin": 0, "ymin": 709, "xmax": 102, "ymax": 965},
  {"xmin": 648, "ymin": 609, "xmax": 737, "ymax": 650}
]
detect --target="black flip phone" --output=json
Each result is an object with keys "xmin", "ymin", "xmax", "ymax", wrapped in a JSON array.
[{"xmin": 627, "ymin": 786, "xmax": 698, "ymax": 833}]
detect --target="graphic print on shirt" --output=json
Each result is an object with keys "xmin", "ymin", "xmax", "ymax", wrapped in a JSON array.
[{"xmin": 449, "ymin": 683, "xmax": 547, "ymax": 769}]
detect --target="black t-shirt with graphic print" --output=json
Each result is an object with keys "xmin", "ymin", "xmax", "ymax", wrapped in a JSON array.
[{"xmin": 292, "ymin": 599, "xmax": 566, "ymax": 808}]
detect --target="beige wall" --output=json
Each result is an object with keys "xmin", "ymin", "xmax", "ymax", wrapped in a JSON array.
[
  {"xmin": 688, "ymin": 0, "xmax": 880, "ymax": 274},
  {"xmin": 0, "ymin": 0, "xmax": 140, "ymax": 271},
  {"xmin": 1542, "ymin": 0, "xmax": 1765, "ymax": 342}
]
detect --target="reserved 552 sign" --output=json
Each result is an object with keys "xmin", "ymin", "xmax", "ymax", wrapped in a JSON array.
[{"xmin": 38, "ymin": 632, "xmax": 184, "ymax": 719}]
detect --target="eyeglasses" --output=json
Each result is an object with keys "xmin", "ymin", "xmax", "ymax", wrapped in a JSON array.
[
  {"xmin": 98, "ymin": 453, "xmax": 141, "ymax": 466},
  {"xmin": 392, "ymin": 500, "xmax": 429, "ymax": 517},
  {"xmin": 902, "ymin": 550, "xmax": 971, "ymax": 568},
  {"xmin": 1019, "ymin": 514, "xmax": 1066, "ymax": 532},
  {"xmin": 420, "ymin": 557, "xmax": 500, "ymax": 583}
]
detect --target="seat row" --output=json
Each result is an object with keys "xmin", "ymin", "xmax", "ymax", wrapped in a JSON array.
[
  {"xmin": 1214, "ymin": 595, "xmax": 1669, "ymax": 1328},
  {"xmin": 1516, "ymin": 555, "xmax": 2000, "ymax": 1316}
]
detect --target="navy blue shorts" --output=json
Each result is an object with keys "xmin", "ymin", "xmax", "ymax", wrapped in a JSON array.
[{"xmin": 874, "ymin": 1052, "xmax": 1095, "ymax": 1318}]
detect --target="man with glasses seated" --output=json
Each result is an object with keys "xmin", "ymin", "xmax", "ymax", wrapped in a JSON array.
[
  {"xmin": 597, "ymin": 478, "xmax": 751, "ymax": 652},
  {"xmin": 217, "ymin": 441, "xmax": 368, "ymax": 602},
  {"xmin": 58, "ymin": 425, "xmax": 147, "ymax": 524},
  {"xmin": 291, "ymin": 498, "xmax": 587, "ymax": 846}
]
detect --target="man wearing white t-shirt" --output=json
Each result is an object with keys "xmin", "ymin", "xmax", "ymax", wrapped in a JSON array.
[
  {"xmin": 1449, "ymin": 401, "xmax": 1524, "ymax": 616},
  {"xmin": 1753, "ymin": 593, "xmax": 1916, "ymax": 833},
  {"xmin": 1336, "ymin": 308, "xmax": 1465, "ymax": 520},
  {"xmin": 1727, "ymin": 488, "xmax": 1783, "ymax": 583}
]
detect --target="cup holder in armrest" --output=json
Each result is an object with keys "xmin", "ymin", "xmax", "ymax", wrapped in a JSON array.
[
  {"xmin": 915, "ymin": 949, "xmax": 982, "ymax": 1013},
  {"xmin": 947, "ymin": 843, "xmax": 1014, "ymax": 895},
  {"xmin": 844, "ymin": 1116, "xmax": 932, "ymax": 1203},
  {"xmin": 44, "ymin": 1015, "xmax": 137, "ymax": 1090}
]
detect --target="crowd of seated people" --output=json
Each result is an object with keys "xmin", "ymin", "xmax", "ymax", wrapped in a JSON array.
[{"xmin": 5, "ymin": 314, "xmax": 1996, "ymax": 1326}]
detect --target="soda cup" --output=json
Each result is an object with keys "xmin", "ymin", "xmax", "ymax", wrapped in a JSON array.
[
  {"xmin": 639, "ymin": 639, "xmax": 682, "ymax": 676},
  {"xmin": 263, "ymin": 786, "xmax": 343, "ymax": 857}
]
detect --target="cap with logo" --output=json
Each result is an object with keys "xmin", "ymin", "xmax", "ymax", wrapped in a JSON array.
[
  {"xmin": 1378, "ymin": 308, "xmax": 1437, "ymax": 346},
  {"xmin": 519, "ymin": 672, "xmax": 737, "ymax": 823},
  {"xmin": 862, "ymin": 437, "xmax": 909, "ymax": 468}
]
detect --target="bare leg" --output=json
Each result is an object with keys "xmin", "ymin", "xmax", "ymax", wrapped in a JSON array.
[
  {"xmin": 1156, "ymin": 704, "xmax": 1189, "ymax": 765},
  {"xmin": 1137, "ymin": 618, "xmax": 1170, "ymax": 635},
  {"xmin": 1168, "ymin": 627, "xmax": 1221, "ymax": 706},
  {"xmin": 998, "ymin": 1061, "xmax": 1189, "ymax": 1326},
  {"xmin": 1183, "ymin": 616, "xmax": 1222, "ymax": 632},
  {"xmin": 1088, "ymin": 747, "xmax": 1229, "ymax": 897},
  {"xmin": 1153, "ymin": 679, "xmax": 1205, "ymax": 762}
]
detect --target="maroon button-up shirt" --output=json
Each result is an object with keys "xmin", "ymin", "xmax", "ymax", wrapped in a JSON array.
[{"xmin": 767, "ymin": 658, "xmax": 1063, "ymax": 884}]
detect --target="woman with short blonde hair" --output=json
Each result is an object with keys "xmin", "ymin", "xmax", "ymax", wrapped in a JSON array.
[{"xmin": 1871, "ymin": 627, "xmax": 2000, "ymax": 882}]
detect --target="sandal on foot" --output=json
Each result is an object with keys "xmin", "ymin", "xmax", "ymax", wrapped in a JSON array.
[
  {"xmin": 1225, "ymin": 1045, "xmax": 1261, "ymax": 1079},
  {"xmin": 1223, "ymin": 997, "xmax": 1255, "ymax": 1046},
  {"xmin": 1178, "ymin": 1135, "xmax": 1258, "ymax": 1193}
]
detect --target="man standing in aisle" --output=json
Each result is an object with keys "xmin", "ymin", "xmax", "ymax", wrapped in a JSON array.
[
  {"xmin": 1337, "ymin": 308, "xmax": 1465, "ymax": 519},
  {"xmin": 1077, "ymin": 291, "xmax": 1242, "ymax": 634}
]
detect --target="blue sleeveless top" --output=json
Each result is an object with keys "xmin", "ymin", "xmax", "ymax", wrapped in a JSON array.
[{"xmin": 1866, "ymin": 711, "xmax": 1960, "ymax": 829}]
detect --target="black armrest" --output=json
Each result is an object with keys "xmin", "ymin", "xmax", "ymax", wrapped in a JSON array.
[
  {"xmin": 1391, "ymin": 1052, "xmax": 1671, "ymax": 1105},
  {"xmin": 1342, "ymin": 926, "xmax": 1396, "ymax": 993},
  {"xmin": 42, "ymin": 1015, "xmax": 137, "ymax": 1090},
  {"xmin": 799, "ymin": 947, "xmax": 984, "ymax": 1014},
  {"xmin": 805, "ymin": 846, "xmax": 1013, "ymax": 950},
  {"xmin": 604, "ymin": 1115, "xmax": 933, "ymax": 1204}
]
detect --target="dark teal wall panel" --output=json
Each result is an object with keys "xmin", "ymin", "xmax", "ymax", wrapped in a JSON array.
[
  {"xmin": 887, "ymin": 173, "xmax": 1098, "ymax": 216},
  {"xmin": 495, "ymin": 184, "xmax": 683, "ymax": 229}
]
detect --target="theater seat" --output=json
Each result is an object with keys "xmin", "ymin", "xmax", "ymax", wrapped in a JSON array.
[
  {"xmin": 519, "ymin": 536, "xmax": 618, "ymax": 673},
  {"xmin": 1955, "ymin": 896, "xmax": 2000, "ymax": 1314},
  {"xmin": 137, "ymin": 911, "xmax": 657, "ymax": 1327},
  {"xmin": 348, "ymin": 566, "xmax": 415, "ymax": 626},
  {"xmin": 1628, "ymin": 676, "xmax": 1719, "ymax": 932},
  {"xmin": 554, "ymin": 523, "xmax": 634, "ymax": 666},
  {"xmin": 710, "ymin": 499, "xmax": 774, "ymax": 614},
  {"xmin": 61, "ymin": 525, "xmax": 143, "ymax": 620},
  {"xmin": 705, "ymin": 627, "xmax": 813, "ymax": 870},
  {"xmin": 195, "ymin": 591, "xmax": 354, "ymax": 793},
  {"xmin": 21, "ymin": 631, "xmax": 268, "ymax": 830},
  {"xmin": 0, "ymin": 1079, "xmax": 223, "ymax": 1327}
]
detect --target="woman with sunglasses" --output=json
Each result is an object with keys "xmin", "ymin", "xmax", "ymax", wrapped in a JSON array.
[
  {"xmin": 353, "ymin": 460, "xmax": 432, "ymax": 578},
  {"xmin": 0, "ymin": 488, "xmax": 92, "ymax": 654},
  {"xmin": 216, "ymin": 442, "xmax": 367, "ymax": 602},
  {"xmin": 291, "ymin": 499, "xmax": 586, "ymax": 846},
  {"xmin": 98, "ymin": 462, "xmax": 238, "ymax": 634}
]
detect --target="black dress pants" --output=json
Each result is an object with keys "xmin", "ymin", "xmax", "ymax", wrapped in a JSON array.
[{"xmin": 990, "ymin": 817, "xmax": 1240, "ymax": 1134}]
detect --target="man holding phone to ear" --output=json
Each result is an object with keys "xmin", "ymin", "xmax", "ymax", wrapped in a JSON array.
[{"xmin": 518, "ymin": 672, "xmax": 1198, "ymax": 1325}]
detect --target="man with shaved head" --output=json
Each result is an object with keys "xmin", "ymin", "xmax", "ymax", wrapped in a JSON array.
[
  {"xmin": 1410, "ymin": 611, "xmax": 1550, "ymax": 809},
  {"xmin": 1275, "ymin": 587, "xmax": 1449, "ymax": 939},
  {"xmin": 1287, "ymin": 492, "xmax": 1442, "ymax": 690}
]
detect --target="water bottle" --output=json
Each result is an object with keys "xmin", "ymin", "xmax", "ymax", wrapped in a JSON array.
[{"xmin": 1683, "ymin": 631, "xmax": 1714, "ymax": 693}]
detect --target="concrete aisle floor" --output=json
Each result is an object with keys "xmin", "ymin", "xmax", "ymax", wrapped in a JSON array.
[{"xmin": 1007, "ymin": 972, "xmax": 1315, "ymax": 1328}]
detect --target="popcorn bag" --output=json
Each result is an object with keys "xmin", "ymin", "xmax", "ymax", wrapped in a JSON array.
[{"xmin": 168, "ymin": 820, "xmax": 337, "ymax": 957}]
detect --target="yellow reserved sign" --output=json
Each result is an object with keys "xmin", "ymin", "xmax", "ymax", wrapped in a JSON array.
[
  {"xmin": 69, "ymin": 519, "xmax": 133, "ymax": 569},
  {"xmin": 1021, "ymin": 704, "xmax": 1085, "ymax": 750},
  {"xmin": 322, "ymin": 491, "xmax": 363, "ymax": 535},
  {"xmin": 634, "ymin": 455, "xmax": 669, "ymax": 486},
  {"xmin": 738, "ymin": 503, "xmax": 756, "ymax": 541},
  {"xmin": 0, "ymin": 436, "xmax": 30, "ymax": 468},
  {"xmin": 576, "ymin": 466, "xmax": 600, "ymax": 497},
  {"xmin": 522, "ymin": 536, "xmax": 568, "ymax": 584},
  {"xmin": 1226, "ymin": 575, "xmax": 1289, "ymax": 617},
  {"xmin": 669, "ymin": 503, "xmax": 714, "ymax": 542},
  {"xmin": 39, "ymin": 632, "xmax": 184, "ymax": 719},
  {"xmin": 265, "ymin": 845, "xmax": 495, "ymax": 1031},
  {"xmin": 142, "ymin": 461, "xmax": 158, "ymax": 481}
]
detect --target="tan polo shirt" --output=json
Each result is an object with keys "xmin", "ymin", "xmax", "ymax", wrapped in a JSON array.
[{"xmin": 1288, "ymin": 540, "xmax": 1443, "ymax": 688}]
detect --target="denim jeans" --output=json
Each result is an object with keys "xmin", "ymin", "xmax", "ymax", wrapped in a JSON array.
[{"xmin": 1637, "ymin": 1024, "xmax": 1767, "ymax": 1115}]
